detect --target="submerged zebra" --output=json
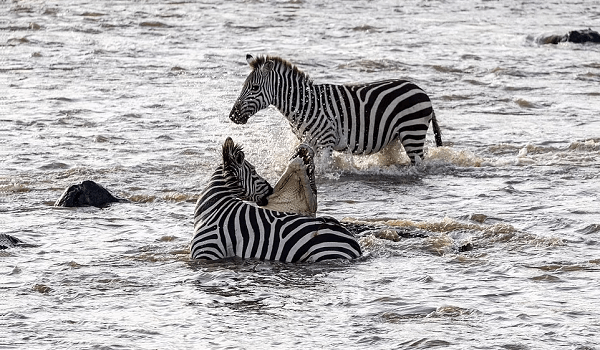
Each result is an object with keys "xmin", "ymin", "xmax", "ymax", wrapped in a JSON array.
[
  {"xmin": 191, "ymin": 137, "xmax": 361, "ymax": 262},
  {"xmin": 230, "ymin": 55, "xmax": 442, "ymax": 165}
]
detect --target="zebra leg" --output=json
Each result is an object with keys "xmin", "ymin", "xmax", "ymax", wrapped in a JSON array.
[
  {"xmin": 400, "ymin": 120, "xmax": 429, "ymax": 165},
  {"xmin": 314, "ymin": 146, "xmax": 335, "ymax": 169},
  {"xmin": 322, "ymin": 146, "xmax": 333, "ymax": 161},
  {"xmin": 408, "ymin": 152, "xmax": 423, "ymax": 165},
  {"xmin": 401, "ymin": 138, "xmax": 426, "ymax": 165},
  {"xmin": 431, "ymin": 111, "xmax": 443, "ymax": 147}
]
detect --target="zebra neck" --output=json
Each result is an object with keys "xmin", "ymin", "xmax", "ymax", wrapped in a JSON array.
[
  {"xmin": 195, "ymin": 167, "xmax": 240, "ymax": 219},
  {"xmin": 271, "ymin": 74, "xmax": 321, "ymax": 124}
]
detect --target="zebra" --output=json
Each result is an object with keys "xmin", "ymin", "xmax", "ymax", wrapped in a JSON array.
[
  {"xmin": 191, "ymin": 137, "xmax": 362, "ymax": 262},
  {"xmin": 229, "ymin": 54, "xmax": 442, "ymax": 165}
]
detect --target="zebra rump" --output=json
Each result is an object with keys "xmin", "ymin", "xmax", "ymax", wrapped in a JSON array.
[
  {"xmin": 191, "ymin": 137, "xmax": 361, "ymax": 262},
  {"xmin": 230, "ymin": 54, "xmax": 442, "ymax": 164}
]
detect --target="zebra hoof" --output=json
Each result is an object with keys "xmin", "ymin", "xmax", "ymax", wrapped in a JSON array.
[{"xmin": 55, "ymin": 180, "xmax": 123, "ymax": 208}]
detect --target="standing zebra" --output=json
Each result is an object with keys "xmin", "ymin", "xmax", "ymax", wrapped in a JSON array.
[
  {"xmin": 230, "ymin": 54, "xmax": 442, "ymax": 165},
  {"xmin": 191, "ymin": 137, "xmax": 361, "ymax": 262}
]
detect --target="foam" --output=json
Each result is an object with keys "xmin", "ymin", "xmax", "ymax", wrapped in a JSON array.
[
  {"xmin": 0, "ymin": 182, "xmax": 31, "ymax": 193},
  {"xmin": 348, "ymin": 216, "xmax": 564, "ymax": 257},
  {"xmin": 426, "ymin": 147, "xmax": 485, "ymax": 167}
]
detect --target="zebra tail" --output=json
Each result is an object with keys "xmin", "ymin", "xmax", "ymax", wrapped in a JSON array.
[{"xmin": 431, "ymin": 111, "xmax": 443, "ymax": 147}]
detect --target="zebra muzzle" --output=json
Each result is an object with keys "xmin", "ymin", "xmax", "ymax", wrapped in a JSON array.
[
  {"xmin": 256, "ymin": 184, "xmax": 273, "ymax": 206},
  {"xmin": 229, "ymin": 104, "xmax": 249, "ymax": 124}
]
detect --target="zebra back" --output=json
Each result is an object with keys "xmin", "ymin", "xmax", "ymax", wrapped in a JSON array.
[{"xmin": 192, "ymin": 206, "xmax": 361, "ymax": 262}]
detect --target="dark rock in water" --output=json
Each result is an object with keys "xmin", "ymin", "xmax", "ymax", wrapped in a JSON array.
[
  {"xmin": 540, "ymin": 28, "xmax": 600, "ymax": 44},
  {"xmin": 566, "ymin": 29, "xmax": 600, "ymax": 43},
  {"xmin": 0, "ymin": 234, "xmax": 24, "ymax": 249},
  {"xmin": 0, "ymin": 234, "xmax": 38, "ymax": 250},
  {"xmin": 469, "ymin": 213, "xmax": 487, "ymax": 223},
  {"xmin": 458, "ymin": 242, "xmax": 474, "ymax": 252},
  {"xmin": 539, "ymin": 35, "xmax": 564, "ymax": 45},
  {"xmin": 55, "ymin": 180, "xmax": 123, "ymax": 208}
]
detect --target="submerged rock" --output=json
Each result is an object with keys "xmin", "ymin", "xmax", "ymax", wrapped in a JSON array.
[
  {"xmin": 0, "ymin": 234, "xmax": 24, "ymax": 249},
  {"xmin": 540, "ymin": 28, "xmax": 600, "ymax": 44},
  {"xmin": 0, "ymin": 234, "xmax": 38, "ymax": 250},
  {"xmin": 55, "ymin": 180, "xmax": 124, "ymax": 208}
]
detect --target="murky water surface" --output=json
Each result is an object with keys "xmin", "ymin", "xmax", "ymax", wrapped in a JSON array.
[{"xmin": 1, "ymin": 1, "xmax": 599, "ymax": 349}]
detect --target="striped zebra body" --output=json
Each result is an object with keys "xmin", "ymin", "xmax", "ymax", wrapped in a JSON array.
[
  {"xmin": 191, "ymin": 137, "xmax": 361, "ymax": 262},
  {"xmin": 230, "ymin": 55, "xmax": 442, "ymax": 164}
]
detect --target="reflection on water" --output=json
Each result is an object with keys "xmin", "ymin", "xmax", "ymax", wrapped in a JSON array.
[{"xmin": 2, "ymin": 0, "xmax": 600, "ymax": 348}]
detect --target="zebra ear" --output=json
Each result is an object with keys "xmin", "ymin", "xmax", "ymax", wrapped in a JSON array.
[
  {"xmin": 223, "ymin": 137, "xmax": 235, "ymax": 166},
  {"xmin": 234, "ymin": 149, "xmax": 244, "ymax": 165},
  {"xmin": 246, "ymin": 54, "xmax": 254, "ymax": 65},
  {"xmin": 262, "ymin": 60, "xmax": 274, "ymax": 73},
  {"xmin": 222, "ymin": 137, "xmax": 244, "ymax": 168}
]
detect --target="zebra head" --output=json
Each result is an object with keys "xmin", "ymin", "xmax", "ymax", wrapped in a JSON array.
[
  {"xmin": 222, "ymin": 137, "xmax": 273, "ymax": 206},
  {"xmin": 229, "ymin": 54, "xmax": 275, "ymax": 124}
]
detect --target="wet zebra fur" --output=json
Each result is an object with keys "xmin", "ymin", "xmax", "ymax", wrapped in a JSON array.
[
  {"xmin": 191, "ymin": 137, "xmax": 362, "ymax": 262},
  {"xmin": 230, "ymin": 54, "xmax": 442, "ymax": 165}
]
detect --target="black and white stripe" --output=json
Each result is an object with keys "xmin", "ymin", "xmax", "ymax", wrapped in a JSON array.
[
  {"xmin": 230, "ymin": 54, "xmax": 442, "ymax": 164},
  {"xmin": 191, "ymin": 137, "xmax": 361, "ymax": 262}
]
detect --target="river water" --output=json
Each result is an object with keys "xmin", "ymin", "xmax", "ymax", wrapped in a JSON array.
[{"xmin": 1, "ymin": 0, "xmax": 599, "ymax": 349}]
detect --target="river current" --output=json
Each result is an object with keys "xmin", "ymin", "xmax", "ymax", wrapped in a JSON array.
[{"xmin": 1, "ymin": 1, "xmax": 599, "ymax": 349}]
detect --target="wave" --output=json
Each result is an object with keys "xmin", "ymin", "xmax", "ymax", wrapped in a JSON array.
[
  {"xmin": 337, "ymin": 59, "xmax": 407, "ymax": 73},
  {"xmin": 0, "ymin": 182, "xmax": 31, "ymax": 193},
  {"xmin": 346, "ymin": 216, "xmax": 564, "ymax": 258},
  {"xmin": 125, "ymin": 192, "xmax": 197, "ymax": 203},
  {"xmin": 346, "ymin": 216, "xmax": 516, "ymax": 237},
  {"xmin": 319, "ymin": 138, "xmax": 599, "ymax": 174}
]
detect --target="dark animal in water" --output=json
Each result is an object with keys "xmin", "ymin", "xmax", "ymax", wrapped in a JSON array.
[
  {"xmin": 539, "ymin": 28, "xmax": 600, "ymax": 44},
  {"xmin": 55, "ymin": 180, "xmax": 124, "ymax": 208}
]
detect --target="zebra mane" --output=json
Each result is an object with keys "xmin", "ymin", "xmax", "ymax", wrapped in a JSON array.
[
  {"xmin": 221, "ymin": 138, "xmax": 244, "ymax": 186},
  {"xmin": 249, "ymin": 55, "xmax": 312, "ymax": 82}
]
